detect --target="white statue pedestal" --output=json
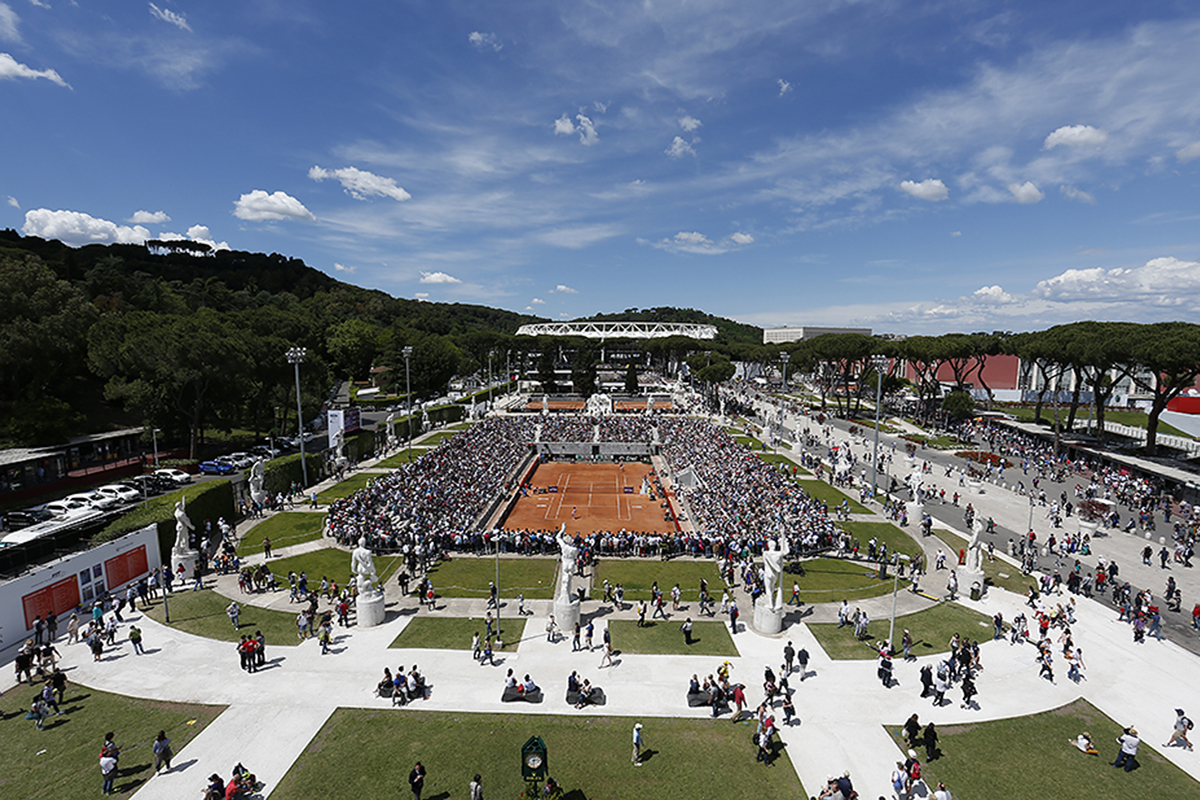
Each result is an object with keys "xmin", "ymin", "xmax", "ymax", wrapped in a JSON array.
[
  {"xmin": 968, "ymin": 480, "xmax": 984, "ymax": 495},
  {"xmin": 905, "ymin": 501, "xmax": 924, "ymax": 527},
  {"xmin": 554, "ymin": 597, "xmax": 581, "ymax": 632},
  {"xmin": 754, "ymin": 603, "xmax": 783, "ymax": 634},
  {"xmin": 959, "ymin": 567, "xmax": 985, "ymax": 588},
  {"xmin": 357, "ymin": 590, "xmax": 385, "ymax": 628},
  {"xmin": 171, "ymin": 549, "xmax": 198, "ymax": 580}
]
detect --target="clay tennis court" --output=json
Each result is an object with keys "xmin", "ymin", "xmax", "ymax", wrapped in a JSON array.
[{"xmin": 503, "ymin": 461, "xmax": 679, "ymax": 535}]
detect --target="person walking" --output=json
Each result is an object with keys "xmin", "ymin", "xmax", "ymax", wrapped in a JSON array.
[
  {"xmin": 470, "ymin": 773, "xmax": 483, "ymax": 800},
  {"xmin": 1165, "ymin": 709, "xmax": 1194, "ymax": 751},
  {"xmin": 128, "ymin": 625, "xmax": 144, "ymax": 655},
  {"xmin": 631, "ymin": 722, "xmax": 645, "ymax": 766},
  {"xmin": 226, "ymin": 600, "xmax": 241, "ymax": 630},
  {"xmin": 681, "ymin": 617, "xmax": 693, "ymax": 645},
  {"xmin": 99, "ymin": 750, "xmax": 118, "ymax": 795},
  {"xmin": 153, "ymin": 730, "xmax": 173, "ymax": 773},
  {"xmin": 408, "ymin": 762, "xmax": 426, "ymax": 800}
]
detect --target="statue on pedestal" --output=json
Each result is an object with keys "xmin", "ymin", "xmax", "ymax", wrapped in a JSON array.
[
  {"xmin": 173, "ymin": 497, "xmax": 195, "ymax": 554},
  {"xmin": 351, "ymin": 536, "xmax": 379, "ymax": 595},
  {"xmin": 556, "ymin": 525, "xmax": 578, "ymax": 603},
  {"xmin": 762, "ymin": 536, "xmax": 791, "ymax": 610},
  {"xmin": 385, "ymin": 412, "xmax": 397, "ymax": 449},
  {"xmin": 249, "ymin": 459, "xmax": 267, "ymax": 508},
  {"xmin": 965, "ymin": 517, "xmax": 985, "ymax": 575}
]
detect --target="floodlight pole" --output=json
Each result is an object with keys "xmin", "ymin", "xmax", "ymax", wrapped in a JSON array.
[
  {"xmin": 152, "ymin": 428, "xmax": 161, "ymax": 467},
  {"xmin": 778, "ymin": 352, "xmax": 790, "ymax": 454},
  {"xmin": 888, "ymin": 554, "xmax": 911, "ymax": 652},
  {"xmin": 488, "ymin": 350, "xmax": 494, "ymax": 409},
  {"xmin": 870, "ymin": 355, "xmax": 888, "ymax": 500},
  {"xmin": 403, "ymin": 346, "xmax": 414, "ymax": 463},
  {"xmin": 286, "ymin": 346, "xmax": 309, "ymax": 487}
]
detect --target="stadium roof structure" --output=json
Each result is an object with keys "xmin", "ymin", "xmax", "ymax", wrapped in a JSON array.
[{"xmin": 515, "ymin": 321, "xmax": 718, "ymax": 340}]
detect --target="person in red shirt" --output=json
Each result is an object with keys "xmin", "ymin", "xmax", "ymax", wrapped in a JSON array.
[{"xmin": 1192, "ymin": 603, "xmax": 1200, "ymax": 631}]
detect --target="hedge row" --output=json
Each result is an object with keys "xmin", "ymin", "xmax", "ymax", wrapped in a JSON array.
[
  {"xmin": 94, "ymin": 479, "xmax": 235, "ymax": 562},
  {"xmin": 352, "ymin": 394, "xmax": 409, "ymax": 411},
  {"xmin": 346, "ymin": 429, "xmax": 375, "ymax": 462},
  {"xmin": 455, "ymin": 381, "xmax": 516, "ymax": 405},
  {"xmin": 263, "ymin": 452, "xmax": 324, "ymax": 496}
]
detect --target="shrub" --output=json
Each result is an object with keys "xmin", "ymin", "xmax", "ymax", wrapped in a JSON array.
[
  {"xmin": 94, "ymin": 479, "xmax": 235, "ymax": 560},
  {"xmin": 263, "ymin": 452, "xmax": 324, "ymax": 495},
  {"xmin": 346, "ymin": 429, "xmax": 375, "ymax": 462}
]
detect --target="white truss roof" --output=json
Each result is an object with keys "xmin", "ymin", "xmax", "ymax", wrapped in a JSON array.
[{"xmin": 515, "ymin": 321, "xmax": 718, "ymax": 340}]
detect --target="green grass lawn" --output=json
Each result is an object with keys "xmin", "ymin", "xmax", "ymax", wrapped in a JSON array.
[
  {"xmin": 935, "ymin": 529, "xmax": 1038, "ymax": 597},
  {"xmin": 272, "ymin": 709, "xmax": 804, "ymax": 800},
  {"xmin": 416, "ymin": 430, "xmax": 460, "ymax": 446},
  {"xmin": 315, "ymin": 473, "xmax": 378, "ymax": 503},
  {"xmin": 374, "ymin": 448, "xmax": 429, "ymax": 469},
  {"xmin": 266, "ymin": 547, "xmax": 405, "ymax": 590},
  {"xmin": 422, "ymin": 557, "xmax": 558, "ymax": 599},
  {"xmin": 838, "ymin": 520, "xmax": 923, "ymax": 561},
  {"xmin": 734, "ymin": 435, "xmax": 767, "ymax": 450},
  {"xmin": 796, "ymin": 480, "xmax": 868, "ymax": 513},
  {"xmin": 0, "ymin": 685, "xmax": 223, "ymax": 800},
  {"xmin": 756, "ymin": 452, "xmax": 811, "ymax": 475},
  {"xmin": 887, "ymin": 698, "xmax": 1199, "ymax": 800},
  {"xmin": 143, "ymin": 588, "xmax": 302, "ymax": 644},
  {"xmin": 389, "ymin": 616, "xmax": 528, "ymax": 650},
  {"xmin": 608, "ymin": 619, "xmax": 739, "ymax": 656},
  {"xmin": 593, "ymin": 560, "xmax": 724, "ymax": 602},
  {"xmin": 808, "ymin": 600, "xmax": 993, "ymax": 660},
  {"xmin": 1002, "ymin": 406, "xmax": 1188, "ymax": 438},
  {"xmin": 237, "ymin": 512, "xmax": 326, "ymax": 556},
  {"xmin": 785, "ymin": 557, "xmax": 908, "ymax": 604}
]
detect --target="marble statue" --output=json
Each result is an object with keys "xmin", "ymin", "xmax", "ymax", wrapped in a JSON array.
[
  {"xmin": 542, "ymin": 395, "xmax": 549, "ymax": 413},
  {"xmin": 907, "ymin": 468, "xmax": 924, "ymax": 499},
  {"xmin": 173, "ymin": 497, "xmax": 195, "ymax": 554},
  {"xmin": 762, "ymin": 535, "xmax": 791, "ymax": 610},
  {"xmin": 351, "ymin": 536, "xmax": 379, "ymax": 594},
  {"xmin": 248, "ymin": 459, "xmax": 267, "ymax": 508},
  {"xmin": 965, "ymin": 517, "xmax": 985, "ymax": 575},
  {"xmin": 556, "ymin": 524, "xmax": 578, "ymax": 602},
  {"xmin": 385, "ymin": 412, "xmax": 397, "ymax": 448},
  {"xmin": 421, "ymin": 408, "xmax": 431, "ymax": 432}
]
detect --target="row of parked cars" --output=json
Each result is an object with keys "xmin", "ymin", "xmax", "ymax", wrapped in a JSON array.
[
  {"xmin": 198, "ymin": 444, "xmax": 281, "ymax": 475},
  {"xmin": 0, "ymin": 468, "xmax": 194, "ymax": 534}
]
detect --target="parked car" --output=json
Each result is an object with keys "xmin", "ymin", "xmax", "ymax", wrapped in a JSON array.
[
  {"xmin": 120, "ymin": 475, "xmax": 162, "ymax": 496},
  {"xmin": 42, "ymin": 498, "xmax": 93, "ymax": 517},
  {"xmin": 226, "ymin": 452, "xmax": 256, "ymax": 469},
  {"xmin": 250, "ymin": 445, "xmax": 279, "ymax": 459},
  {"xmin": 1, "ymin": 507, "xmax": 54, "ymax": 532},
  {"xmin": 198, "ymin": 460, "xmax": 235, "ymax": 475},
  {"xmin": 66, "ymin": 491, "xmax": 120, "ymax": 511},
  {"xmin": 96, "ymin": 484, "xmax": 141, "ymax": 504},
  {"xmin": 154, "ymin": 468, "xmax": 193, "ymax": 485}
]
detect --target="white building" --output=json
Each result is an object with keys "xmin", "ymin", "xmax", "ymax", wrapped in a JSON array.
[{"xmin": 762, "ymin": 326, "xmax": 872, "ymax": 344}]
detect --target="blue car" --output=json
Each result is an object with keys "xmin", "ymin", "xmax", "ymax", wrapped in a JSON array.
[{"xmin": 198, "ymin": 460, "xmax": 235, "ymax": 475}]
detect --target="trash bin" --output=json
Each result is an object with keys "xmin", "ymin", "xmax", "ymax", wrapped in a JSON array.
[{"xmin": 969, "ymin": 582, "xmax": 982, "ymax": 601}]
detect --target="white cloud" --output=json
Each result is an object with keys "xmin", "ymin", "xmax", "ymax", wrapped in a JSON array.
[
  {"xmin": 1043, "ymin": 124, "xmax": 1106, "ymax": 149},
  {"xmin": 593, "ymin": 101, "xmax": 609, "ymax": 113},
  {"xmin": 678, "ymin": 115, "xmax": 702, "ymax": 132},
  {"xmin": 777, "ymin": 78, "xmax": 792, "ymax": 96},
  {"xmin": 536, "ymin": 223, "xmax": 621, "ymax": 249},
  {"xmin": 553, "ymin": 113, "xmax": 599, "ymax": 146},
  {"xmin": 128, "ymin": 209, "xmax": 170, "ymax": 224},
  {"xmin": 651, "ymin": 230, "xmax": 753, "ymax": 255},
  {"xmin": 530, "ymin": 297, "xmax": 546, "ymax": 305},
  {"xmin": 553, "ymin": 114, "xmax": 575, "ymax": 136},
  {"xmin": 309, "ymin": 165, "xmax": 411, "ymax": 202},
  {"xmin": 1059, "ymin": 185, "xmax": 1095, "ymax": 205},
  {"xmin": 414, "ymin": 292, "xmax": 430, "ymax": 301},
  {"xmin": 0, "ymin": 3, "xmax": 19, "ymax": 43},
  {"xmin": 233, "ymin": 190, "xmax": 315, "ymax": 222},
  {"xmin": 6, "ymin": 195, "xmax": 18, "ymax": 208},
  {"xmin": 1007, "ymin": 181, "xmax": 1044, "ymax": 204},
  {"xmin": 0, "ymin": 52, "xmax": 69, "ymax": 87},
  {"xmin": 468, "ymin": 31, "xmax": 502, "ymax": 52},
  {"xmin": 28, "ymin": 0, "xmax": 49, "ymax": 8},
  {"xmin": 574, "ymin": 114, "xmax": 599, "ymax": 146},
  {"xmin": 972, "ymin": 285, "xmax": 1016, "ymax": 304},
  {"xmin": 419, "ymin": 271, "xmax": 462, "ymax": 284},
  {"xmin": 950, "ymin": 231, "xmax": 962, "ymax": 237},
  {"xmin": 22, "ymin": 208, "xmax": 149, "ymax": 245},
  {"xmin": 899, "ymin": 178, "xmax": 948, "ymax": 202},
  {"xmin": 333, "ymin": 262, "xmax": 356, "ymax": 274},
  {"xmin": 665, "ymin": 136, "xmax": 696, "ymax": 159},
  {"xmin": 1176, "ymin": 142, "xmax": 1200, "ymax": 163},
  {"xmin": 148, "ymin": 3, "xmax": 191, "ymax": 32},
  {"xmin": 184, "ymin": 224, "xmax": 228, "ymax": 250},
  {"xmin": 553, "ymin": 284, "xmax": 578, "ymax": 294},
  {"xmin": 1035, "ymin": 257, "xmax": 1200, "ymax": 303}
]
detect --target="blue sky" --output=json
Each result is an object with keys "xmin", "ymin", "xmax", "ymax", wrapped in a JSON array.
[{"xmin": 3, "ymin": 1, "xmax": 1200, "ymax": 334}]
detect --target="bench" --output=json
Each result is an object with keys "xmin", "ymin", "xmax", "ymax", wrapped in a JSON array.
[
  {"xmin": 502, "ymin": 686, "xmax": 543, "ymax": 703},
  {"xmin": 566, "ymin": 687, "xmax": 606, "ymax": 707}
]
